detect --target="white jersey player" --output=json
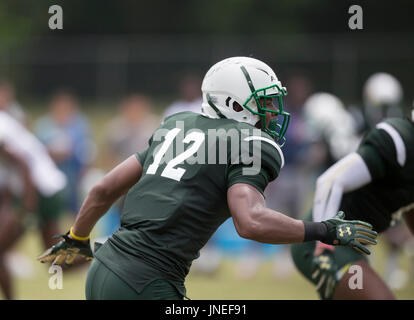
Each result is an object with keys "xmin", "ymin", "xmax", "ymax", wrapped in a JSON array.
[
  {"xmin": 0, "ymin": 110, "xmax": 66, "ymax": 197},
  {"xmin": 0, "ymin": 109, "xmax": 67, "ymax": 299}
]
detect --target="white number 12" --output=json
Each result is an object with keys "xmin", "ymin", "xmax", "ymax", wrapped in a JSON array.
[{"xmin": 146, "ymin": 128, "xmax": 205, "ymax": 181}]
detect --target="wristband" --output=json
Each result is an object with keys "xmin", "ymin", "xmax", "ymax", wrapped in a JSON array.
[
  {"xmin": 70, "ymin": 227, "xmax": 90, "ymax": 241},
  {"xmin": 303, "ymin": 221, "xmax": 328, "ymax": 242}
]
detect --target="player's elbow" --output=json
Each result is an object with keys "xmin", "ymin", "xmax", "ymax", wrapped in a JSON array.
[
  {"xmin": 234, "ymin": 207, "xmax": 263, "ymax": 240},
  {"xmin": 89, "ymin": 181, "xmax": 112, "ymax": 201},
  {"xmin": 235, "ymin": 223, "xmax": 255, "ymax": 240}
]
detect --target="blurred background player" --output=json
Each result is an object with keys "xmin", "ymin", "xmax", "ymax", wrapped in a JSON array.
[
  {"xmin": 360, "ymin": 72, "xmax": 413, "ymax": 290},
  {"xmin": 362, "ymin": 73, "xmax": 404, "ymax": 129},
  {"xmin": 0, "ymin": 108, "xmax": 67, "ymax": 299},
  {"xmin": 34, "ymin": 91, "xmax": 95, "ymax": 216},
  {"xmin": 302, "ymin": 92, "xmax": 360, "ymax": 168},
  {"xmin": 291, "ymin": 106, "xmax": 414, "ymax": 299}
]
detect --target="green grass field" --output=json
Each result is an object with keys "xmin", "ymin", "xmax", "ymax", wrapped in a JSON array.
[{"xmin": 6, "ymin": 225, "xmax": 414, "ymax": 300}]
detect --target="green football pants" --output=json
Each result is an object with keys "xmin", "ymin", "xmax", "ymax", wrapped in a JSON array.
[{"xmin": 85, "ymin": 258, "xmax": 183, "ymax": 300}]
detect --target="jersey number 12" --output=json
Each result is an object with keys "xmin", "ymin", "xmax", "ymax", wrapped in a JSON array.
[{"xmin": 146, "ymin": 128, "xmax": 205, "ymax": 181}]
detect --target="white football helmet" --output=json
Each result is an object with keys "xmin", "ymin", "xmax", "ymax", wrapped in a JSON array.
[
  {"xmin": 363, "ymin": 73, "xmax": 403, "ymax": 107},
  {"xmin": 303, "ymin": 92, "xmax": 359, "ymax": 160},
  {"xmin": 363, "ymin": 72, "xmax": 403, "ymax": 125},
  {"xmin": 201, "ymin": 57, "xmax": 290, "ymax": 145}
]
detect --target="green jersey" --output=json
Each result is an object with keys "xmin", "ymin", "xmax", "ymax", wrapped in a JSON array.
[
  {"xmin": 340, "ymin": 117, "xmax": 414, "ymax": 232},
  {"xmin": 95, "ymin": 112, "xmax": 284, "ymax": 296}
]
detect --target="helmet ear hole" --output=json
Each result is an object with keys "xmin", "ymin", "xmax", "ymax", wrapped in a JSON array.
[{"xmin": 233, "ymin": 101, "xmax": 243, "ymax": 112}]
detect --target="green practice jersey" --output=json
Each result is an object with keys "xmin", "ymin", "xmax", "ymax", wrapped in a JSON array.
[
  {"xmin": 340, "ymin": 117, "xmax": 414, "ymax": 232},
  {"xmin": 95, "ymin": 112, "xmax": 284, "ymax": 296}
]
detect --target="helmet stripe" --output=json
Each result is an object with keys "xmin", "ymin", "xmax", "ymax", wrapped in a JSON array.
[
  {"xmin": 240, "ymin": 65, "xmax": 256, "ymax": 93},
  {"xmin": 206, "ymin": 93, "xmax": 226, "ymax": 119}
]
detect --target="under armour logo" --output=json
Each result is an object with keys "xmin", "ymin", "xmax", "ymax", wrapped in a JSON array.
[
  {"xmin": 338, "ymin": 226, "xmax": 352, "ymax": 237},
  {"xmin": 318, "ymin": 256, "xmax": 331, "ymax": 270}
]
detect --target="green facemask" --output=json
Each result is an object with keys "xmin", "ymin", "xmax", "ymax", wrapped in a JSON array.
[{"xmin": 240, "ymin": 66, "xmax": 290, "ymax": 146}]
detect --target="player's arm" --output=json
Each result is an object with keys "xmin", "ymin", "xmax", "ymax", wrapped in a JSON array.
[
  {"xmin": 0, "ymin": 143, "xmax": 36, "ymax": 214},
  {"xmin": 71, "ymin": 154, "xmax": 143, "ymax": 238},
  {"xmin": 228, "ymin": 183, "xmax": 305, "ymax": 244},
  {"xmin": 37, "ymin": 154, "xmax": 144, "ymax": 265},
  {"xmin": 313, "ymin": 119, "xmax": 405, "ymax": 223},
  {"xmin": 312, "ymin": 152, "xmax": 372, "ymax": 223},
  {"xmin": 226, "ymin": 131, "xmax": 376, "ymax": 252},
  {"xmin": 228, "ymin": 183, "xmax": 377, "ymax": 252}
]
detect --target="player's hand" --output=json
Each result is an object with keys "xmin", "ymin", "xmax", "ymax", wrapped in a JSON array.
[
  {"xmin": 311, "ymin": 250, "xmax": 339, "ymax": 300},
  {"xmin": 37, "ymin": 231, "xmax": 93, "ymax": 266},
  {"xmin": 321, "ymin": 211, "xmax": 378, "ymax": 255},
  {"xmin": 313, "ymin": 241, "xmax": 335, "ymax": 257}
]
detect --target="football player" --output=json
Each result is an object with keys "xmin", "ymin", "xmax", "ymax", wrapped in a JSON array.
[
  {"xmin": 0, "ymin": 109, "xmax": 67, "ymax": 299},
  {"xmin": 362, "ymin": 73, "xmax": 412, "ymax": 289},
  {"xmin": 363, "ymin": 73, "xmax": 404, "ymax": 129},
  {"xmin": 303, "ymin": 92, "xmax": 360, "ymax": 164},
  {"xmin": 38, "ymin": 57, "xmax": 377, "ymax": 300},
  {"xmin": 291, "ymin": 108, "xmax": 414, "ymax": 299}
]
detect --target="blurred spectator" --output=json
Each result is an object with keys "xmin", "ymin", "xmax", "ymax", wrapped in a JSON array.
[
  {"xmin": 163, "ymin": 73, "xmax": 203, "ymax": 117},
  {"xmin": 34, "ymin": 91, "xmax": 95, "ymax": 215},
  {"xmin": 104, "ymin": 94, "xmax": 159, "ymax": 168},
  {"xmin": 0, "ymin": 79, "xmax": 26, "ymax": 124}
]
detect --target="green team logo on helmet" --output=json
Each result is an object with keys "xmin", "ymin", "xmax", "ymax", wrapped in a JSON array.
[{"xmin": 240, "ymin": 65, "xmax": 290, "ymax": 146}]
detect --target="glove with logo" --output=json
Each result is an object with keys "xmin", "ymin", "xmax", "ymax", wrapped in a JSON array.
[
  {"xmin": 37, "ymin": 231, "xmax": 93, "ymax": 266},
  {"xmin": 321, "ymin": 211, "xmax": 378, "ymax": 255},
  {"xmin": 311, "ymin": 250, "xmax": 339, "ymax": 300}
]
